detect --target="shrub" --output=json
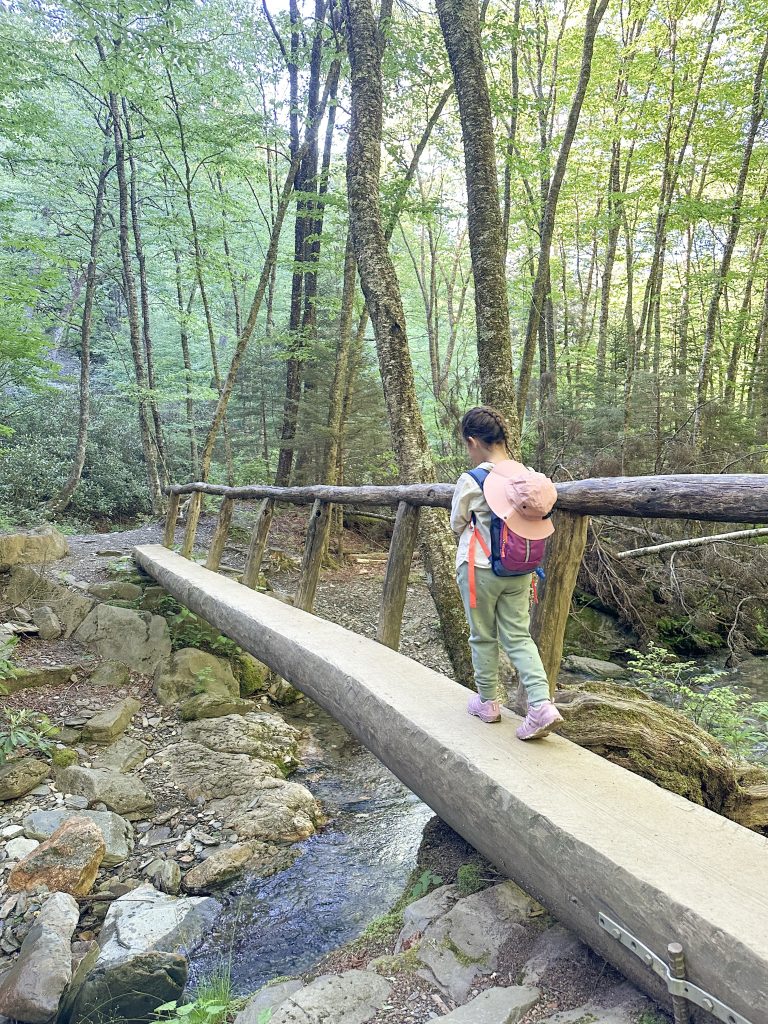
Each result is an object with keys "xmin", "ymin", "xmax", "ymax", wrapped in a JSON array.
[{"xmin": 0, "ymin": 708, "xmax": 59, "ymax": 764}]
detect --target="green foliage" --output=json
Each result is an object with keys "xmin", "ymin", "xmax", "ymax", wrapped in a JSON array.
[
  {"xmin": 51, "ymin": 747, "xmax": 79, "ymax": 768},
  {"xmin": 0, "ymin": 636, "xmax": 20, "ymax": 683},
  {"xmin": 168, "ymin": 607, "xmax": 240, "ymax": 657},
  {"xmin": 456, "ymin": 863, "xmax": 486, "ymax": 897},
  {"xmin": 408, "ymin": 869, "xmax": 443, "ymax": 901},
  {"xmin": 155, "ymin": 970, "xmax": 235, "ymax": 1024},
  {"xmin": 626, "ymin": 643, "xmax": 768, "ymax": 760},
  {"xmin": 0, "ymin": 708, "xmax": 59, "ymax": 764}
]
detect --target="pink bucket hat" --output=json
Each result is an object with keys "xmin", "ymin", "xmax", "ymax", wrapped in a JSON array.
[{"xmin": 483, "ymin": 460, "xmax": 557, "ymax": 540}]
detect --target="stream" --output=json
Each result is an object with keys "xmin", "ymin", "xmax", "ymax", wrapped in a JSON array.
[{"xmin": 188, "ymin": 705, "xmax": 433, "ymax": 995}]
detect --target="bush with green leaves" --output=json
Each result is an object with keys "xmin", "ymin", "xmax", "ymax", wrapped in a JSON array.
[
  {"xmin": 626, "ymin": 642, "xmax": 768, "ymax": 760},
  {"xmin": 0, "ymin": 708, "xmax": 59, "ymax": 764}
]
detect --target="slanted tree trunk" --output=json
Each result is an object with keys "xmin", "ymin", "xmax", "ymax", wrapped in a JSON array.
[
  {"xmin": 344, "ymin": 0, "xmax": 472, "ymax": 685},
  {"xmin": 50, "ymin": 134, "xmax": 112, "ymax": 513},
  {"xmin": 173, "ymin": 249, "xmax": 199, "ymax": 477},
  {"xmin": 436, "ymin": 0, "xmax": 520, "ymax": 444}
]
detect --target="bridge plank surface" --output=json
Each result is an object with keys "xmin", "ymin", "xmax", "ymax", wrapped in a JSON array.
[{"xmin": 135, "ymin": 544, "xmax": 768, "ymax": 1023}]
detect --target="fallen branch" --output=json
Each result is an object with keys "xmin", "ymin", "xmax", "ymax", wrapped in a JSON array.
[{"xmin": 616, "ymin": 526, "xmax": 768, "ymax": 560}]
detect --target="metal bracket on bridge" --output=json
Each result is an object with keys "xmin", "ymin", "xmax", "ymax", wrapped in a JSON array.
[{"xmin": 598, "ymin": 913, "xmax": 753, "ymax": 1024}]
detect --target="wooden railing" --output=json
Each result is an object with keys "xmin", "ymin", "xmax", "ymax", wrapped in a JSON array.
[{"xmin": 164, "ymin": 473, "xmax": 768, "ymax": 687}]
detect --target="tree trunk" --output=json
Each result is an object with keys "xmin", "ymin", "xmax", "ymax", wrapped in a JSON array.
[
  {"xmin": 50, "ymin": 135, "xmax": 112, "ymax": 513},
  {"xmin": 436, "ymin": 0, "xmax": 520, "ymax": 445},
  {"xmin": 173, "ymin": 250, "xmax": 199, "ymax": 477},
  {"xmin": 344, "ymin": 0, "xmax": 473, "ymax": 686}
]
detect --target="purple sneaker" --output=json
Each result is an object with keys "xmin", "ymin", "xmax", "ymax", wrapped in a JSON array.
[
  {"xmin": 467, "ymin": 694, "xmax": 501, "ymax": 723},
  {"xmin": 516, "ymin": 700, "xmax": 563, "ymax": 740}
]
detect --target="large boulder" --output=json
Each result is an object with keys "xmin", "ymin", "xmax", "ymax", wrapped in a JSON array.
[
  {"xmin": 0, "ymin": 892, "xmax": 79, "ymax": 1023},
  {"xmin": 23, "ymin": 807, "xmax": 134, "ymax": 866},
  {"xmin": 179, "ymin": 693, "xmax": 255, "ymax": 721},
  {"xmin": 0, "ymin": 527, "xmax": 68, "ymax": 568},
  {"xmin": 0, "ymin": 756, "xmax": 49, "ymax": 801},
  {"xmin": 75, "ymin": 605, "xmax": 171, "ymax": 675},
  {"xmin": 182, "ymin": 712, "xmax": 302, "ymax": 772},
  {"xmin": 97, "ymin": 883, "xmax": 221, "ymax": 960},
  {"xmin": 154, "ymin": 648, "xmax": 239, "ymax": 705},
  {"xmin": 415, "ymin": 882, "xmax": 541, "ymax": 1003},
  {"xmin": 269, "ymin": 972, "xmax": 392, "ymax": 1024},
  {"xmin": 8, "ymin": 816, "xmax": 105, "ymax": 896},
  {"xmin": 157, "ymin": 742, "xmax": 322, "ymax": 841},
  {"xmin": 182, "ymin": 841, "xmax": 296, "ymax": 894},
  {"xmin": 55, "ymin": 765, "xmax": 155, "ymax": 820},
  {"xmin": 4, "ymin": 566, "xmax": 94, "ymax": 637},
  {"xmin": 81, "ymin": 697, "xmax": 141, "ymax": 743},
  {"xmin": 88, "ymin": 661, "xmax": 131, "ymax": 688}
]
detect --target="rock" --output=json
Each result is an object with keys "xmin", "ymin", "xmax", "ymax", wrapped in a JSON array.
[
  {"xmin": 12, "ymin": 606, "xmax": 32, "ymax": 622},
  {"xmin": 88, "ymin": 661, "xmax": 131, "ymax": 688},
  {"xmin": 0, "ymin": 892, "xmax": 79, "ymax": 1024},
  {"xmin": 75, "ymin": 605, "xmax": 171, "ymax": 675},
  {"xmin": 30, "ymin": 605, "xmax": 62, "ymax": 640},
  {"xmin": 233, "ymin": 652, "xmax": 271, "ymax": 697},
  {"xmin": 154, "ymin": 648, "xmax": 239, "ymax": 705},
  {"xmin": 520, "ymin": 924, "xmax": 589, "ymax": 986},
  {"xmin": 81, "ymin": 697, "xmax": 141, "ymax": 743},
  {"xmin": 0, "ymin": 527, "xmax": 68, "ymax": 568},
  {"xmin": 534, "ymin": 982, "xmax": 653, "ymax": 1023},
  {"xmin": 93, "ymin": 736, "xmax": 148, "ymax": 772},
  {"xmin": 4, "ymin": 837, "xmax": 39, "ymax": 860},
  {"xmin": 140, "ymin": 586, "xmax": 170, "ymax": 612},
  {"xmin": 4, "ymin": 566, "xmax": 94, "ymax": 637},
  {"xmin": 438, "ymin": 986, "xmax": 541, "ymax": 1023},
  {"xmin": 270, "ymin": 972, "xmax": 392, "ymax": 1024},
  {"xmin": 144, "ymin": 858, "xmax": 182, "ymax": 895},
  {"xmin": 8, "ymin": 816, "xmax": 105, "ymax": 895},
  {"xmin": 0, "ymin": 757, "xmax": 49, "ymax": 801},
  {"xmin": 98, "ymin": 883, "xmax": 221, "ymax": 961},
  {"xmin": 54, "ymin": 766, "xmax": 155, "ymax": 820},
  {"xmin": 59, "ymin": 949, "xmax": 188, "ymax": 1024},
  {"xmin": 396, "ymin": 884, "xmax": 461, "ymax": 952},
  {"xmin": 87, "ymin": 581, "xmax": 142, "ymax": 602},
  {"xmin": 23, "ymin": 807, "xmax": 134, "ymax": 866},
  {"xmin": 64, "ymin": 794, "xmax": 89, "ymax": 809},
  {"xmin": 562, "ymin": 655, "xmax": 627, "ymax": 678},
  {"xmin": 157, "ymin": 742, "xmax": 322, "ymax": 840},
  {"xmin": 416, "ymin": 882, "xmax": 541, "ymax": 1003},
  {"xmin": 0, "ymin": 824, "xmax": 24, "ymax": 839},
  {"xmin": 179, "ymin": 694, "xmax": 256, "ymax": 721},
  {"xmin": 182, "ymin": 841, "xmax": 295, "ymax": 894},
  {"xmin": 96, "ymin": 549, "xmax": 124, "ymax": 557},
  {"xmin": 4, "ymin": 664, "xmax": 78, "ymax": 695},
  {"xmin": 182, "ymin": 712, "xmax": 301, "ymax": 771},
  {"xmin": 234, "ymin": 980, "xmax": 305, "ymax": 1024}
]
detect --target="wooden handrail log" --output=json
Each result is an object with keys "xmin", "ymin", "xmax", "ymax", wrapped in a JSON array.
[{"xmin": 167, "ymin": 473, "xmax": 768, "ymax": 523}]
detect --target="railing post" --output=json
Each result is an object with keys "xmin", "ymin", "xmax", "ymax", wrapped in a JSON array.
[
  {"xmin": 206, "ymin": 497, "xmax": 235, "ymax": 571},
  {"xmin": 376, "ymin": 501, "xmax": 420, "ymax": 650},
  {"xmin": 530, "ymin": 510, "xmax": 589, "ymax": 697},
  {"xmin": 242, "ymin": 499, "xmax": 274, "ymax": 588},
  {"xmin": 294, "ymin": 500, "xmax": 331, "ymax": 612},
  {"xmin": 164, "ymin": 493, "xmax": 181, "ymax": 548},
  {"xmin": 181, "ymin": 491, "xmax": 203, "ymax": 559}
]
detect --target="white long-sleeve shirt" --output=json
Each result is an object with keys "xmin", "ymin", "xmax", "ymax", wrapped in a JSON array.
[{"xmin": 450, "ymin": 462, "xmax": 493, "ymax": 569}]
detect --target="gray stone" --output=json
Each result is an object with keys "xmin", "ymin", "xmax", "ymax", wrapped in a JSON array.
[
  {"xmin": 535, "ymin": 983, "xmax": 654, "ymax": 1023},
  {"xmin": 30, "ymin": 605, "xmax": 62, "ymax": 640},
  {"xmin": 54, "ymin": 766, "xmax": 155, "ymax": 820},
  {"xmin": 182, "ymin": 712, "xmax": 301, "ymax": 771},
  {"xmin": 23, "ymin": 807, "xmax": 134, "ymax": 866},
  {"xmin": 81, "ymin": 697, "xmax": 141, "ymax": 743},
  {"xmin": 0, "ymin": 892, "xmax": 79, "ymax": 1023},
  {"xmin": 59, "ymin": 949, "xmax": 187, "ymax": 1024},
  {"xmin": 154, "ymin": 648, "xmax": 239, "ymax": 705},
  {"xmin": 4, "ymin": 837, "xmax": 39, "ymax": 860},
  {"xmin": 0, "ymin": 824, "xmax": 24, "ymax": 840},
  {"xmin": 417, "ymin": 882, "xmax": 540, "ymax": 1003},
  {"xmin": 234, "ymin": 980, "xmax": 304, "ymax": 1024},
  {"xmin": 64, "ymin": 794, "xmax": 89, "ymax": 810},
  {"xmin": 179, "ymin": 693, "xmax": 255, "ymax": 721},
  {"xmin": 93, "ymin": 736, "xmax": 148, "ymax": 772},
  {"xmin": 437, "ymin": 986, "xmax": 541, "ymax": 1023},
  {"xmin": 144, "ymin": 858, "xmax": 182, "ymax": 895},
  {"xmin": 75, "ymin": 605, "xmax": 171, "ymax": 675},
  {"xmin": 396, "ymin": 884, "xmax": 461, "ymax": 952},
  {"xmin": 270, "ymin": 971, "xmax": 392, "ymax": 1024},
  {"xmin": 182, "ymin": 841, "xmax": 295, "ymax": 894},
  {"xmin": 562, "ymin": 655, "xmax": 627, "ymax": 679},
  {"xmin": 0, "ymin": 757, "xmax": 49, "ymax": 800},
  {"xmin": 88, "ymin": 581, "xmax": 142, "ymax": 602},
  {"xmin": 520, "ymin": 924, "xmax": 589, "ymax": 986},
  {"xmin": 0, "ymin": 527, "xmax": 68, "ymax": 568},
  {"xmin": 4, "ymin": 664, "xmax": 77, "ymax": 695},
  {"xmin": 4, "ymin": 565, "xmax": 94, "ymax": 637},
  {"xmin": 89, "ymin": 660, "xmax": 131, "ymax": 688}
]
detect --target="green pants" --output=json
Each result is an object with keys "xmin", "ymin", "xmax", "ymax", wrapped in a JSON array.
[{"xmin": 457, "ymin": 563, "xmax": 551, "ymax": 705}]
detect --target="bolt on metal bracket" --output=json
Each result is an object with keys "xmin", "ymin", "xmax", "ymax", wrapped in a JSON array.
[{"xmin": 598, "ymin": 912, "xmax": 754, "ymax": 1024}]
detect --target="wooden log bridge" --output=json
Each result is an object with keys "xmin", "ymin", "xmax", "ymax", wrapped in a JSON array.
[
  {"xmin": 165, "ymin": 472, "xmax": 768, "ymax": 691},
  {"xmin": 134, "ymin": 544, "xmax": 768, "ymax": 1024}
]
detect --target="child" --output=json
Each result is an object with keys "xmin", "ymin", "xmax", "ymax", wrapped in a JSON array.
[{"xmin": 450, "ymin": 405, "xmax": 563, "ymax": 740}]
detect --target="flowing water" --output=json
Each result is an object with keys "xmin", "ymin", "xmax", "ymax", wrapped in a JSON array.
[{"xmin": 188, "ymin": 706, "xmax": 433, "ymax": 995}]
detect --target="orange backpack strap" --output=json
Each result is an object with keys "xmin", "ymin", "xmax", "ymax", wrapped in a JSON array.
[{"xmin": 468, "ymin": 516, "xmax": 491, "ymax": 609}]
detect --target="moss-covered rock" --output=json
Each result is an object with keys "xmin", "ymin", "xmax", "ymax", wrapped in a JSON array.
[{"xmin": 233, "ymin": 652, "xmax": 271, "ymax": 697}]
